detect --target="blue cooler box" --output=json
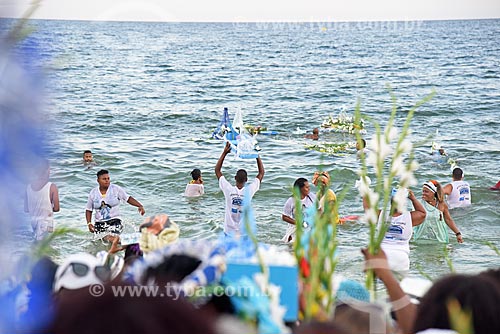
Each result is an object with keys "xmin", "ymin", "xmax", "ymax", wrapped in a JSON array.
[{"xmin": 222, "ymin": 262, "xmax": 299, "ymax": 322}]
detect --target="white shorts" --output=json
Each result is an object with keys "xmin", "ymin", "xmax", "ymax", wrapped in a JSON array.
[{"xmin": 382, "ymin": 246, "xmax": 409, "ymax": 278}]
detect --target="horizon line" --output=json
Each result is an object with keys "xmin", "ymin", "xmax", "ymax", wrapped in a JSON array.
[{"xmin": 1, "ymin": 15, "xmax": 499, "ymax": 24}]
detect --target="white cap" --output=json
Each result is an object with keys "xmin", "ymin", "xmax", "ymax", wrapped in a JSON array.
[{"xmin": 53, "ymin": 253, "xmax": 104, "ymax": 292}]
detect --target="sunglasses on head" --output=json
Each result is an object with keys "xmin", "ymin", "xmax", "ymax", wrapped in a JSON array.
[{"xmin": 59, "ymin": 262, "xmax": 111, "ymax": 282}]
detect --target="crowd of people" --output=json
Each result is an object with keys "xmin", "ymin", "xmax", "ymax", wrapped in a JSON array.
[{"xmin": 4, "ymin": 231, "xmax": 498, "ymax": 334}]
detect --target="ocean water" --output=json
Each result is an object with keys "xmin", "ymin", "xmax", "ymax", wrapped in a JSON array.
[{"xmin": 6, "ymin": 19, "xmax": 500, "ymax": 281}]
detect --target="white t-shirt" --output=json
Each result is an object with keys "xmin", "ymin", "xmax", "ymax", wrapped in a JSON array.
[
  {"xmin": 184, "ymin": 183, "xmax": 204, "ymax": 197},
  {"xmin": 282, "ymin": 194, "xmax": 316, "ymax": 243},
  {"xmin": 219, "ymin": 176, "xmax": 260, "ymax": 234},
  {"xmin": 447, "ymin": 180, "xmax": 471, "ymax": 209},
  {"xmin": 86, "ymin": 184, "xmax": 129, "ymax": 222},
  {"xmin": 282, "ymin": 194, "xmax": 316, "ymax": 220}
]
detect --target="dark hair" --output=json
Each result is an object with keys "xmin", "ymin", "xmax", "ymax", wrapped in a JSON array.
[
  {"xmin": 144, "ymin": 254, "xmax": 201, "ymax": 284},
  {"xmin": 413, "ymin": 274, "xmax": 500, "ymax": 333},
  {"xmin": 97, "ymin": 169, "xmax": 109, "ymax": 178},
  {"xmin": 190, "ymin": 168, "xmax": 201, "ymax": 180},
  {"xmin": 333, "ymin": 302, "xmax": 387, "ymax": 334},
  {"xmin": 141, "ymin": 254, "xmax": 235, "ymax": 315},
  {"xmin": 293, "ymin": 178, "xmax": 308, "ymax": 191},
  {"xmin": 452, "ymin": 167, "xmax": 463, "ymax": 180},
  {"xmin": 51, "ymin": 283, "xmax": 216, "ymax": 334},
  {"xmin": 83, "ymin": 150, "xmax": 92, "ymax": 154},
  {"xmin": 293, "ymin": 321, "xmax": 349, "ymax": 334},
  {"xmin": 478, "ymin": 268, "xmax": 500, "ymax": 287},
  {"xmin": 235, "ymin": 169, "xmax": 247, "ymax": 183}
]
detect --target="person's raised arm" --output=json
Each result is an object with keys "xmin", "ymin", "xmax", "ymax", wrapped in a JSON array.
[
  {"xmin": 50, "ymin": 183, "xmax": 60, "ymax": 212},
  {"xmin": 441, "ymin": 204, "xmax": 463, "ymax": 243},
  {"xmin": 362, "ymin": 248, "xmax": 417, "ymax": 334},
  {"xmin": 256, "ymin": 156, "xmax": 264, "ymax": 182},
  {"xmin": 127, "ymin": 196, "xmax": 145, "ymax": 215},
  {"xmin": 408, "ymin": 190, "xmax": 426, "ymax": 226},
  {"xmin": 442, "ymin": 183, "xmax": 453, "ymax": 196},
  {"xmin": 215, "ymin": 142, "xmax": 231, "ymax": 180}
]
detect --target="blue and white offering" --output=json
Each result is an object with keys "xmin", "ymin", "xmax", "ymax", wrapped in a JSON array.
[{"xmin": 212, "ymin": 107, "xmax": 261, "ymax": 159}]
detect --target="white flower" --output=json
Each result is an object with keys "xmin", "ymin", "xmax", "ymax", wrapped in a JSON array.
[
  {"xmin": 391, "ymin": 156, "xmax": 405, "ymax": 175},
  {"xmin": 378, "ymin": 141, "xmax": 392, "ymax": 159},
  {"xmin": 355, "ymin": 175, "xmax": 372, "ymax": 196},
  {"xmin": 399, "ymin": 140, "xmax": 413, "ymax": 154},
  {"xmin": 363, "ymin": 207, "xmax": 379, "ymax": 225},
  {"xmin": 365, "ymin": 190, "xmax": 380, "ymax": 209},
  {"xmin": 367, "ymin": 150, "xmax": 378, "ymax": 167},
  {"xmin": 409, "ymin": 160, "xmax": 419, "ymax": 172},
  {"xmin": 386, "ymin": 126, "xmax": 399, "ymax": 141},
  {"xmin": 393, "ymin": 188, "xmax": 409, "ymax": 213},
  {"xmin": 399, "ymin": 170, "xmax": 417, "ymax": 187},
  {"xmin": 367, "ymin": 135, "xmax": 377, "ymax": 151}
]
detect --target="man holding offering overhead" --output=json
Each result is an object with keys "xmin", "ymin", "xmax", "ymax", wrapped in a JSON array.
[{"xmin": 215, "ymin": 142, "xmax": 265, "ymax": 236}]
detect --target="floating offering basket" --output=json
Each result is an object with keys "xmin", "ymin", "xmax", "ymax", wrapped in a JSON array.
[
  {"xmin": 321, "ymin": 111, "xmax": 366, "ymax": 134},
  {"xmin": 305, "ymin": 142, "xmax": 355, "ymax": 155}
]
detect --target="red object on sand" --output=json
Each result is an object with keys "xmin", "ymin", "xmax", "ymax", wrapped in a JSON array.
[{"xmin": 490, "ymin": 181, "xmax": 500, "ymax": 191}]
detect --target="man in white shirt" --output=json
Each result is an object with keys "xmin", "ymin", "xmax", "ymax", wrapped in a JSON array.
[
  {"xmin": 443, "ymin": 167, "xmax": 471, "ymax": 209},
  {"xmin": 85, "ymin": 169, "xmax": 145, "ymax": 236},
  {"xmin": 215, "ymin": 142, "xmax": 265, "ymax": 235}
]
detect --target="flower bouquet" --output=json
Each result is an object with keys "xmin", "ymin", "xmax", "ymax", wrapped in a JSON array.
[
  {"xmin": 354, "ymin": 88, "xmax": 435, "ymax": 299},
  {"xmin": 305, "ymin": 142, "xmax": 355, "ymax": 155},
  {"xmin": 321, "ymin": 111, "xmax": 366, "ymax": 134}
]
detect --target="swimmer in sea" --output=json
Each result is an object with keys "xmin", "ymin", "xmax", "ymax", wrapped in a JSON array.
[
  {"xmin": 83, "ymin": 150, "xmax": 97, "ymax": 169},
  {"xmin": 304, "ymin": 128, "xmax": 319, "ymax": 140}
]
